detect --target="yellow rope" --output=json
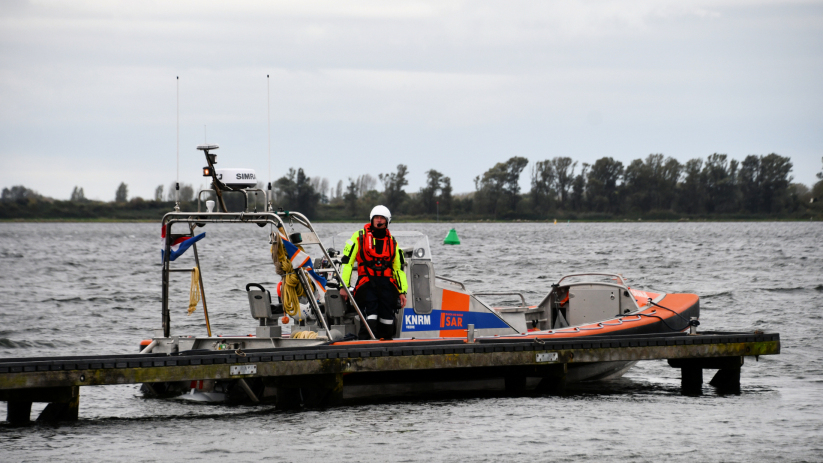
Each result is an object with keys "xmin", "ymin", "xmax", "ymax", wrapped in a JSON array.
[
  {"xmin": 187, "ymin": 267, "xmax": 201, "ymax": 315},
  {"xmin": 271, "ymin": 234, "xmax": 305, "ymax": 320},
  {"xmin": 291, "ymin": 330, "xmax": 318, "ymax": 339}
]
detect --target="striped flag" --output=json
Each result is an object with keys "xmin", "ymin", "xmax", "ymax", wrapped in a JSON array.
[
  {"xmin": 281, "ymin": 238, "xmax": 327, "ymax": 292},
  {"xmin": 161, "ymin": 224, "xmax": 205, "ymax": 262}
]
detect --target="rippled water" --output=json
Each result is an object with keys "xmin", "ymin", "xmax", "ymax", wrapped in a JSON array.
[{"xmin": 1, "ymin": 221, "xmax": 822, "ymax": 462}]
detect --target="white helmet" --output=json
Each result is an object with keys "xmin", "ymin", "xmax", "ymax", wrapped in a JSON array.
[{"xmin": 370, "ymin": 205, "xmax": 392, "ymax": 224}]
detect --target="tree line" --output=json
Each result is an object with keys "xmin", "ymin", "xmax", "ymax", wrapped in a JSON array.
[
  {"xmin": 3, "ymin": 155, "xmax": 822, "ymax": 220},
  {"xmin": 270, "ymin": 154, "xmax": 822, "ymax": 220}
]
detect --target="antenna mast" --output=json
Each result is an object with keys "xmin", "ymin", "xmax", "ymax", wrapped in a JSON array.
[
  {"xmin": 267, "ymin": 74, "xmax": 272, "ymax": 211},
  {"xmin": 175, "ymin": 76, "xmax": 180, "ymax": 212}
]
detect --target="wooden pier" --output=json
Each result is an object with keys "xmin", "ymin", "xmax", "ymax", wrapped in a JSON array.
[{"xmin": 0, "ymin": 331, "xmax": 780, "ymax": 424}]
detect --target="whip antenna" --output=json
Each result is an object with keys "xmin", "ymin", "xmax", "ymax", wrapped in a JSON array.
[
  {"xmin": 267, "ymin": 74, "xmax": 272, "ymax": 211},
  {"xmin": 175, "ymin": 76, "xmax": 180, "ymax": 212}
]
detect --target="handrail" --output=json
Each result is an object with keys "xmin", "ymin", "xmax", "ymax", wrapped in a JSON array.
[
  {"xmin": 160, "ymin": 210, "xmax": 377, "ymax": 340},
  {"xmin": 196, "ymin": 188, "xmax": 267, "ymax": 213},
  {"xmin": 435, "ymin": 276, "xmax": 466, "ymax": 290},
  {"xmin": 473, "ymin": 291, "xmax": 527, "ymax": 307},
  {"xmin": 556, "ymin": 273, "xmax": 627, "ymax": 286}
]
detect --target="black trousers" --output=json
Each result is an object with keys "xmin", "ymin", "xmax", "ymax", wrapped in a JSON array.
[{"xmin": 354, "ymin": 277, "xmax": 400, "ymax": 340}]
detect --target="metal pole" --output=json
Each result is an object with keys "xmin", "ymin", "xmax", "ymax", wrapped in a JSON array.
[
  {"xmin": 297, "ymin": 268, "xmax": 333, "ymax": 340},
  {"xmin": 190, "ymin": 239, "xmax": 212, "ymax": 337},
  {"xmin": 175, "ymin": 76, "xmax": 180, "ymax": 212},
  {"xmin": 162, "ymin": 222, "xmax": 172, "ymax": 337}
]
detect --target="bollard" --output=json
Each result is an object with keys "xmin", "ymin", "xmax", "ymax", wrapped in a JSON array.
[
  {"xmin": 689, "ymin": 317, "xmax": 700, "ymax": 335},
  {"xmin": 467, "ymin": 324, "xmax": 475, "ymax": 343}
]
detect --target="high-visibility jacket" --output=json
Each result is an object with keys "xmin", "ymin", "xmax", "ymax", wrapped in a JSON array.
[{"xmin": 340, "ymin": 224, "xmax": 408, "ymax": 295}]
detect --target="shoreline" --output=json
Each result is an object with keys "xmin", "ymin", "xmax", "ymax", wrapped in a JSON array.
[{"xmin": 2, "ymin": 217, "xmax": 820, "ymax": 224}]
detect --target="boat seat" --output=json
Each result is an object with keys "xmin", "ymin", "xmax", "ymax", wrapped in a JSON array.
[{"xmin": 246, "ymin": 283, "xmax": 273, "ymax": 320}]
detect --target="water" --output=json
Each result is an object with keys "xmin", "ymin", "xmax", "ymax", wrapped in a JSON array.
[{"xmin": 1, "ymin": 221, "xmax": 821, "ymax": 462}]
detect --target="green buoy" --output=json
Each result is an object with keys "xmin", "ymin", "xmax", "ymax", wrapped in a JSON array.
[{"xmin": 444, "ymin": 228, "xmax": 460, "ymax": 245}]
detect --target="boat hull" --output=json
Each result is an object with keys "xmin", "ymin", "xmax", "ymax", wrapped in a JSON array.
[{"xmin": 141, "ymin": 291, "xmax": 698, "ymax": 404}]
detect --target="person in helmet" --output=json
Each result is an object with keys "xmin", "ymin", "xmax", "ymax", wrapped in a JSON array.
[{"xmin": 340, "ymin": 205, "xmax": 408, "ymax": 340}]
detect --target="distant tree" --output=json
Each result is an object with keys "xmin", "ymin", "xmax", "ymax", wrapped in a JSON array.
[
  {"xmin": 418, "ymin": 169, "xmax": 441, "ymax": 215},
  {"xmin": 676, "ymin": 158, "xmax": 704, "ymax": 214},
  {"xmin": 70, "ymin": 186, "xmax": 86, "ymax": 202},
  {"xmin": 623, "ymin": 154, "xmax": 682, "ymax": 213},
  {"xmin": 311, "ymin": 177, "xmax": 330, "ymax": 204},
  {"xmin": 379, "ymin": 164, "xmax": 409, "ymax": 213},
  {"xmin": 701, "ymin": 153, "xmax": 738, "ymax": 213},
  {"xmin": 415, "ymin": 169, "xmax": 452, "ymax": 215},
  {"xmin": 451, "ymin": 193, "xmax": 473, "ymax": 215},
  {"xmin": 154, "ymin": 185, "xmax": 164, "ymax": 201},
  {"xmin": 115, "ymin": 182, "xmax": 128, "ymax": 202},
  {"xmin": 622, "ymin": 159, "xmax": 647, "ymax": 212},
  {"xmin": 274, "ymin": 168, "xmax": 320, "ymax": 216},
  {"xmin": 294, "ymin": 169, "xmax": 320, "ymax": 214},
  {"xmin": 321, "ymin": 178, "xmax": 330, "ymax": 204},
  {"xmin": 344, "ymin": 179, "xmax": 359, "ymax": 216},
  {"xmin": 1, "ymin": 185, "xmax": 41, "ymax": 203},
  {"xmin": 439, "ymin": 176, "xmax": 453, "ymax": 214},
  {"xmin": 530, "ymin": 160, "xmax": 556, "ymax": 214},
  {"xmin": 791, "ymin": 183, "xmax": 811, "ymax": 208},
  {"xmin": 166, "ymin": 182, "xmax": 177, "ymax": 201},
  {"xmin": 738, "ymin": 155, "xmax": 761, "ymax": 213},
  {"xmin": 354, "ymin": 174, "xmax": 377, "ymax": 197},
  {"xmin": 570, "ymin": 163, "xmax": 589, "ymax": 212},
  {"xmin": 758, "ymin": 153, "xmax": 793, "ymax": 214},
  {"xmin": 812, "ymin": 157, "xmax": 823, "ymax": 207},
  {"xmin": 585, "ymin": 157, "xmax": 623, "ymax": 213},
  {"xmin": 738, "ymin": 154, "xmax": 793, "ymax": 213},
  {"xmin": 659, "ymin": 156, "xmax": 683, "ymax": 210},
  {"xmin": 179, "ymin": 184, "xmax": 194, "ymax": 202},
  {"xmin": 361, "ymin": 189, "xmax": 382, "ymax": 216},
  {"xmin": 474, "ymin": 156, "xmax": 529, "ymax": 218},
  {"xmin": 551, "ymin": 157, "xmax": 577, "ymax": 209},
  {"xmin": 163, "ymin": 182, "xmax": 193, "ymax": 202}
]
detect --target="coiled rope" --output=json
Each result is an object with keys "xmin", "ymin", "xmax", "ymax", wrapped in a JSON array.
[
  {"xmin": 271, "ymin": 233, "xmax": 308, "ymax": 321},
  {"xmin": 291, "ymin": 330, "xmax": 318, "ymax": 339},
  {"xmin": 187, "ymin": 267, "xmax": 201, "ymax": 315}
]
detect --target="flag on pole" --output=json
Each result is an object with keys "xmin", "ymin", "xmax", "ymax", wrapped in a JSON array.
[
  {"xmin": 280, "ymin": 238, "xmax": 327, "ymax": 292},
  {"xmin": 161, "ymin": 224, "xmax": 206, "ymax": 262}
]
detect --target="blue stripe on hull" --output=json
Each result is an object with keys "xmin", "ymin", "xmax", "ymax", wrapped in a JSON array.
[{"xmin": 401, "ymin": 308, "xmax": 509, "ymax": 332}]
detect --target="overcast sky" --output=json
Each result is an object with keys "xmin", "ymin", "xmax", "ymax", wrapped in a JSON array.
[{"xmin": 1, "ymin": 0, "xmax": 821, "ymax": 201}]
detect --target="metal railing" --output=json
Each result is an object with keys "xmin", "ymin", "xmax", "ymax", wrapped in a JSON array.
[
  {"xmin": 473, "ymin": 292, "xmax": 528, "ymax": 307},
  {"xmin": 556, "ymin": 273, "xmax": 628, "ymax": 287},
  {"xmin": 160, "ymin": 210, "xmax": 375, "ymax": 340},
  {"xmin": 435, "ymin": 276, "xmax": 467, "ymax": 290},
  {"xmin": 196, "ymin": 188, "xmax": 267, "ymax": 213}
]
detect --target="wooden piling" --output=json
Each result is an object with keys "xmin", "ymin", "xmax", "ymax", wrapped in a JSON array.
[{"xmin": 1, "ymin": 386, "xmax": 80, "ymax": 423}]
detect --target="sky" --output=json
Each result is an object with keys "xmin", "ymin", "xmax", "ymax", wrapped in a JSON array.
[{"xmin": 1, "ymin": 0, "xmax": 821, "ymax": 201}]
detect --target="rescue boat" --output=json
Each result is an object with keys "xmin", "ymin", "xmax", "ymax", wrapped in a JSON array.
[{"xmin": 139, "ymin": 144, "xmax": 699, "ymax": 403}]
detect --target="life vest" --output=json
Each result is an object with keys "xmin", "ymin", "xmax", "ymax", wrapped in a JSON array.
[{"xmin": 354, "ymin": 224, "xmax": 398, "ymax": 292}]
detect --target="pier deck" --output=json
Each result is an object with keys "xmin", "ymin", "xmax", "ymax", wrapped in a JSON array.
[{"xmin": 1, "ymin": 331, "xmax": 780, "ymax": 424}]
